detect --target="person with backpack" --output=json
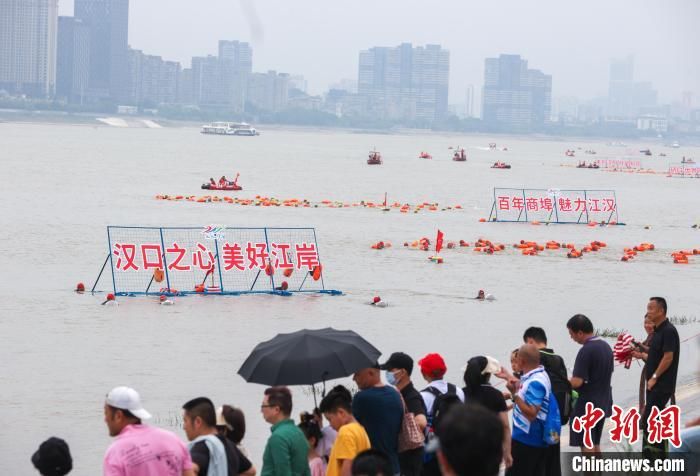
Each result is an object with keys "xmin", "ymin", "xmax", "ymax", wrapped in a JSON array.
[
  {"xmin": 417, "ymin": 353, "xmax": 464, "ymax": 476},
  {"xmin": 506, "ymin": 344, "xmax": 556, "ymax": 476},
  {"xmin": 523, "ymin": 327, "xmax": 570, "ymax": 476}
]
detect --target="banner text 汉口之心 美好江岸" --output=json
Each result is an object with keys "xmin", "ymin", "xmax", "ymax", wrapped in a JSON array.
[{"xmin": 102, "ymin": 226, "xmax": 337, "ymax": 296}]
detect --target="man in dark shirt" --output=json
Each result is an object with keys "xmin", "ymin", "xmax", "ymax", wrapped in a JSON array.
[
  {"xmin": 523, "ymin": 327, "xmax": 570, "ymax": 476},
  {"xmin": 567, "ymin": 314, "xmax": 614, "ymax": 455},
  {"xmin": 183, "ymin": 397, "xmax": 239, "ymax": 476},
  {"xmin": 380, "ymin": 352, "xmax": 428, "ymax": 476},
  {"xmin": 643, "ymin": 296, "xmax": 680, "ymax": 458},
  {"xmin": 352, "ymin": 363, "xmax": 404, "ymax": 475}
]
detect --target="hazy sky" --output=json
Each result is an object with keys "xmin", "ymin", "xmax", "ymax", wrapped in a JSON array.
[{"xmin": 59, "ymin": 0, "xmax": 700, "ymax": 105}]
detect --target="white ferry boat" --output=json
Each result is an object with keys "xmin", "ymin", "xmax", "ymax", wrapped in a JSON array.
[{"xmin": 200, "ymin": 122, "xmax": 259, "ymax": 136}]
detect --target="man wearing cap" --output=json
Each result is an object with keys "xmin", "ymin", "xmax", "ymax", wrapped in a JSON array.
[
  {"xmin": 418, "ymin": 353, "xmax": 465, "ymax": 476},
  {"xmin": 380, "ymin": 352, "xmax": 427, "ymax": 476},
  {"xmin": 103, "ymin": 386, "xmax": 194, "ymax": 476},
  {"xmin": 352, "ymin": 363, "xmax": 403, "ymax": 475},
  {"xmin": 32, "ymin": 437, "xmax": 72, "ymax": 476}
]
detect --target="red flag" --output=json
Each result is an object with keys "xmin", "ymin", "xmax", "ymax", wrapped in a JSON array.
[{"xmin": 435, "ymin": 229, "xmax": 444, "ymax": 253}]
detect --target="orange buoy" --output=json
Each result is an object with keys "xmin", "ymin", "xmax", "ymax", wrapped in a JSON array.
[
  {"xmin": 283, "ymin": 268, "xmax": 294, "ymax": 277},
  {"xmin": 265, "ymin": 263, "xmax": 274, "ymax": 276},
  {"xmin": 479, "ymin": 218, "xmax": 486, "ymax": 222},
  {"xmin": 312, "ymin": 265, "xmax": 322, "ymax": 281},
  {"xmin": 153, "ymin": 268, "xmax": 164, "ymax": 283}
]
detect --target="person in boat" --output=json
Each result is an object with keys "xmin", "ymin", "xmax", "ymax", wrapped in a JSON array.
[
  {"xmin": 476, "ymin": 290, "xmax": 485, "ymax": 300},
  {"xmin": 209, "ymin": 177, "xmax": 217, "ymax": 187},
  {"xmin": 219, "ymin": 176, "xmax": 228, "ymax": 187}
]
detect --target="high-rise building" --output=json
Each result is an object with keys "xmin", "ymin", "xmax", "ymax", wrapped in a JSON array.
[
  {"xmin": 187, "ymin": 40, "xmax": 252, "ymax": 111},
  {"xmin": 75, "ymin": 0, "xmax": 129, "ymax": 102},
  {"xmin": 247, "ymin": 70, "xmax": 289, "ymax": 112},
  {"xmin": 0, "ymin": 0, "xmax": 58, "ymax": 97},
  {"xmin": 358, "ymin": 43, "xmax": 449, "ymax": 123},
  {"xmin": 481, "ymin": 54, "xmax": 551, "ymax": 132},
  {"xmin": 465, "ymin": 84, "xmax": 475, "ymax": 118},
  {"xmin": 218, "ymin": 40, "xmax": 252, "ymax": 113},
  {"xmin": 191, "ymin": 55, "xmax": 227, "ymax": 106},
  {"xmin": 288, "ymin": 75, "xmax": 307, "ymax": 93},
  {"xmin": 56, "ymin": 16, "xmax": 90, "ymax": 103},
  {"xmin": 178, "ymin": 67, "xmax": 193, "ymax": 105},
  {"xmin": 607, "ymin": 55, "xmax": 657, "ymax": 118},
  {"xmin": 127, "ymin": 48, "xmax": 180, "ymax": 106}
]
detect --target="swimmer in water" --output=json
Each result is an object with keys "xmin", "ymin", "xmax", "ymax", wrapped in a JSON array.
[
  {"xmin": 370, "ymin": 296, "xmax": 388, "ymax": 307},
  {"xmin": 473, "ymin": 290, "xmax": 496, "ymax": 301},
  {"xmin": 159, "ymin": 295, "xmax": 174, "ymax": 305}
]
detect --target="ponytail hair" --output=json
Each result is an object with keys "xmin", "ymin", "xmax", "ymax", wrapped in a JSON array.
[
  {"xmin": 298, "ymin": 412, "xmax": 322, "ymax": 447},
  {"xmin": 463, "ymin": 356, "xmax": 488, "ymax": 397}
]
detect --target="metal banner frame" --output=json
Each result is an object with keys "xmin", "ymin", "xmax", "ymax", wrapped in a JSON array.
[
  {"xmin": 488, "ymin": 188, "xmax": 622, "ymax": 224},
  {"xmin": 102, "ymin": 226, "xmax": 341, "ymax": 297}
]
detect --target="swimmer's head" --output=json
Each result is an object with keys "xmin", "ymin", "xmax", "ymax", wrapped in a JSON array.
[
  {"xmin": 106, "ymin": 293, "xmax": 115, "ymax": 301},
  {"xmin": 75, "ymin": 282, "xmax": 85, "ymax": 292},
  {"xmin": 372, "ymin": 296, "xmax": 381, "ymax": 304},
  {"xmin": 159, "ymin": 295, "xmax": 166, "ymax": 302}
]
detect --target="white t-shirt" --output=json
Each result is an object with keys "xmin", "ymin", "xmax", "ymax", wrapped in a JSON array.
[
  {"xmin": 316, "ymin": 425, "xmax": 337, "ymax": 459},
  {"xmin": 419, "ymin": 380, "xmax": 465, "ymax": 417}
]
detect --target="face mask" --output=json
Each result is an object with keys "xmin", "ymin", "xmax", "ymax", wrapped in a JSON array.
[{"xmin": 385, "ymin": 370, "xmax": 398, "ymax": 386}]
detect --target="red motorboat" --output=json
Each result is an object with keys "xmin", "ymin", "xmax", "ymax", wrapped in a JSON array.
[
  {"xmin": 419, "ymin": 151, "xmax": 432, "ymax": 159},
  {"xmin": 202, "ymin": 173, "xmax": 242, "ymax": 190},
  {"xmin": 491, "ymin": 161, "xmax": 511, "ymax": 169},
  {"xmin": 202, "ymin": 183, "xmax": 242, "ymax": 191},
  {"xmin": 367, "ymin": 150, "xmax": 382, "ymax": 165},
  {"xmin": 453, "ymin": 148, "xmax": 466, "ymax": 162}
]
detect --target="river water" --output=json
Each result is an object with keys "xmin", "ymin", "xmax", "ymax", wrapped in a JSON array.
[{"xmin": 1, "ymin": 122, "xmax": 699, "ymax": 473}]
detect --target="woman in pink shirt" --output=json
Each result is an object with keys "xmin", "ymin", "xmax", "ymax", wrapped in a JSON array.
[{"xmin": 298, "ymin": 413, "xmax": 326, "ymax": 476}]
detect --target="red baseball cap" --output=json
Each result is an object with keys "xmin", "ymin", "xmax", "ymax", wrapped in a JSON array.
[{"xmin": 418, "ymin": 353, "xmax": 447, "ymax": 378}]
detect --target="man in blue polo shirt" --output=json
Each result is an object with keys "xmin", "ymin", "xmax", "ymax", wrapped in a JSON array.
[{"xmin": 505, "ymin": 344, "xmax": 552, "ymax": 476}]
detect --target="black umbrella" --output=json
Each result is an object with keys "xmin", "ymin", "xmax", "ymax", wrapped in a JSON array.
[{"xmin": 238, "ymin": 328, "xmax": 381, "ymax": 405}]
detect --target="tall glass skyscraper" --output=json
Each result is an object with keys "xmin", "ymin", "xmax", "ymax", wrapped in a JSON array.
[{"xmin": 74, "ymin": 0, "xmax": 129, "ymax": 102}]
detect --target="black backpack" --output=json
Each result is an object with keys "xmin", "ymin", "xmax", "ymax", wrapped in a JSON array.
[
  {"xmin": 539, "ymin": 350, "xmax": 573, "ymax": 425},
  {"xmin": 423, "ymin": 383, "xmax": 463, "ymax": 435}
]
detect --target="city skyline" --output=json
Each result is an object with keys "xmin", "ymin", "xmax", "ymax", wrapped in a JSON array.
[{"xmin": 56, "ymin": 0, "xmax": 700, "ymax": 104}]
